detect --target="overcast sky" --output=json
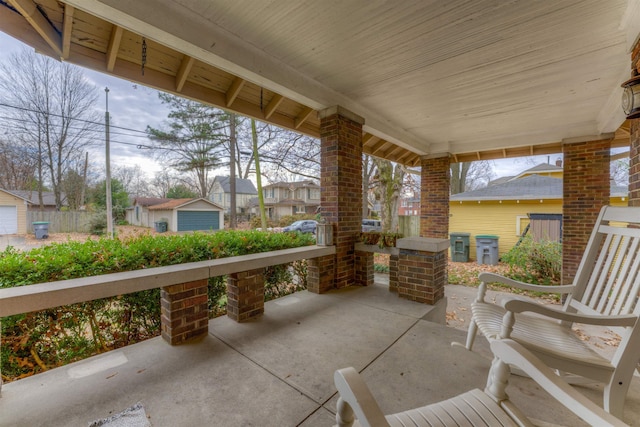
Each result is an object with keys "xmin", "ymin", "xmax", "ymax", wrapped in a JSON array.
[{"xmin": 0, "ymin": 31, "xmax": 566, "ymax": 183}]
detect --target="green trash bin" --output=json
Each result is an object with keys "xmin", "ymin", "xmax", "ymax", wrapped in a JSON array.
[
  {"xmin": 450, "ymin": 232, "xmax": 470, "ymax": 262},
  {"xmin": 154, "ymin": 221, "xmax": 168, "ymax": 233},
  {"xmin": 476, "ymin": 234, "xmax": 499, "ymax": 265}
]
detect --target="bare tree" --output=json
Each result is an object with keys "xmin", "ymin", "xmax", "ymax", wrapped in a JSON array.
[
  {"xmin": 0, "ymin": 48, "xmax": 101, "ymax": 209},
  {"xmin": 450, "ymin": 161, "xmax": 493, "ymax": 194},
  {"xmin": 362, "ymin": 155, "xmax": 377, "ymax": 219},
  {"xmin": 149, "ymin": 170, "xmax": 182, "ymax": 198},
  {"xmin": 0, "ymin": 139, "xmax": 38, "ymax": 190},
  {"xmin": 112, "ymin": 164, "xmax": 150, "ymax": 198},
  {"xmin": 373, "ymin": 159, "xmax": 405, "ymax": 232}
]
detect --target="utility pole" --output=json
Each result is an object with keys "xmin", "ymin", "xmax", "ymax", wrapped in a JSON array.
[
  {"xmin": 251, "ymin": 119, "xmax": 267, "ymax": 230},
  {"xmin": 105, "ymin": 87, "xmax": 113, "ymax": 238},
  {"xmin": 229, "ymin": 113, "xmax": 237, "ymax": 229}
]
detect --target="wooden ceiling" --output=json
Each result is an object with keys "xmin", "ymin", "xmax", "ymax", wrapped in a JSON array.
[{"xmin": 0, "ymin": 0, "xmax": 632, "ymax": 167}]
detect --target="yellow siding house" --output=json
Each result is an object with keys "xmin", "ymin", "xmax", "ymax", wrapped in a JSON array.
[
  {"xmin": 449, "ymin": 164, "xmax": 627, "ymax": 261},
  {"xmin": 0, "ymin": 189, "xmax": 30, "ymax": 235}
]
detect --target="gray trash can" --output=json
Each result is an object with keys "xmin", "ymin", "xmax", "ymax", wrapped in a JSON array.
[
  {"xmin": 33, "ymin": 221, "xmax": 50, "ymax": 239},
  {"xmin": 154, "ymin": 221, "xmax": 168, "ymax": 233},
  {"xmin": 476, "ymin": 234, "xmax": 499, "ymax": 265},
  {"xmin": 449, "ymin": 232, "xmax": 470, "ymax": 262}
]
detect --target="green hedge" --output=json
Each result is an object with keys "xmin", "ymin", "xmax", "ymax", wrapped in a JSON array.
[{"xmin": 0, "ymin": 230, "xmax": 314, "ymax": 382}]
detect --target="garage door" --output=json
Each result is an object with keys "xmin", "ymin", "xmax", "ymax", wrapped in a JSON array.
[
  {"xmin": 0, "ymin": 205, "xmax": 18, "ymax": 235},
  {"xmin": 177, "ymin": 211, "xmax": 220, "ymax": 231}
]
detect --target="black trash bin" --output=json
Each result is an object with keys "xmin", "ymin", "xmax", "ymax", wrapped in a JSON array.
[
  {"xmin": 449, "ymin": 232, "xmax": 470, "ymax": 262},
  {"xmin": 33, "ymin": 221, "xmax": 50, "ymax": 239},
  {"xmin": 154, "ymin": 221, "xmax": 168, "ymax": 233},
  {"xmin": 475, "ymin": 235, "xmax": 499, "ymax": 265}
]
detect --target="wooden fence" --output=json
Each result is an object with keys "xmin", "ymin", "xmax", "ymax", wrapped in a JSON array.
[
  {"xmin": 398, "ymin": 215, "xmax": 420, "ymax": 237},
  {"xmin": 27, "ymin": 211, "xmax": 93, "ymax": 233}
]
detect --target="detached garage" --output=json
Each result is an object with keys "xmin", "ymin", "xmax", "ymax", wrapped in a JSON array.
[
  {"xmin": 0, "ymin": 189, "xmax": 30, "ymax": 235},
  {"xmin": 148, "ymin": 198, "xmax": 224, "ymax": 232}
]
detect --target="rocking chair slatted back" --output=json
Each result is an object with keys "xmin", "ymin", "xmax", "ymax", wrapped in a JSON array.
[{"xmin": 568, "ymin": 208, "xmax": 640, "ymax": 330}]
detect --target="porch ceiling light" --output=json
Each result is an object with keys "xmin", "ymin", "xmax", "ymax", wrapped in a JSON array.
[{"xmin": 621, "ymin": 75, "xmax": 640, "ymax": 119}]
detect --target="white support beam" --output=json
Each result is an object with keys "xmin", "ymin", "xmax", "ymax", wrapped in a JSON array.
[{"xmin": 8, "ymin": 0, "xmax": 62, "ymax": 57}]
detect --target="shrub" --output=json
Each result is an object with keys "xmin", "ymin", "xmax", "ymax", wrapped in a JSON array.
[
  {"xmin": 0, "ymin": 230, "xmax": 315, "ymax": 381},
  {"xmin": 501, "ymin": 236, "xmax": 561, "ymax": 285}
]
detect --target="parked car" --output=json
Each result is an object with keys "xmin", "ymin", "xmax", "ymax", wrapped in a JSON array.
[
  {"xmin": 283, "ymin": 220, "xmax": 317, "ymax": 234},
  {"xmin": 362, "ymin": 219, "xmax": 382, "ymax": 232}
]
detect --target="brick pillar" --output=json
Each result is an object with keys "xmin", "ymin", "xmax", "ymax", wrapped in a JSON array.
[
  {"xmin": 227, "ymin": 268, "xmax": 265, "ymax": 322},
  {"xmin": 317, "ymin": 106, "xmax": 364, "ymax": 289},
  {"xmin": 307, "ymin": 255, "xmax": 335, "ymax": 293},
  {"xmin": 420, "ymin": 154, "xmax": 450, "ymax": 239},
  {"xmin": 562, "ymin": 139, "xmax": 611, "ymax": 285},
  {"xmin": 354, "ymin": 251, "xmax": 374, "ymax": 286},
  {"xmin": 396, "ymin": 245, "xmax": 448, "ymax": 304},
  {"xmin": 161, "ymin": 279, "xmax": 209, "ymax": 345},
  {"xmin": 389, "ymin": 253, "xmax": 398, "ymax": 292}
]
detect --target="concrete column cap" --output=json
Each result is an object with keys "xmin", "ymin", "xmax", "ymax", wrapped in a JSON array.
[{"xmin": 397, "ymin": 237, "xmax": 449, "ymax": 252}]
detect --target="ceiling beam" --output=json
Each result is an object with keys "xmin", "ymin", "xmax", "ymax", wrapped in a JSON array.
[
  {"xmin": 294, "ymin": 106, "xmax": 314, "ymax": 129},
  {"xmin": 8, "ymin": 0, "xmax": 62, "ymax": 57},
  {"xmin": 226, "ymin": 77, "xmax": 245, "ymax": 107},
  {"xmin": 264, "ymin": 94, "xmax": 284, "ymax": 120},
  {"xmin": 175, "ymin": 54, "xmax": 194, "ymax": 92},
  {"xmin": 106, "ymin": 25, "xmax": 123, "ymax": 72},
  {"xmin": 61, "ymin": 4, "xmax": 74, "ymax": 59}
]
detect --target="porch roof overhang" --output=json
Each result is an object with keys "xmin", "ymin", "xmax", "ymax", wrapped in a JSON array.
[{"xmin": 1, "ymin": 0, "xmax": 638, "ymax": 166}]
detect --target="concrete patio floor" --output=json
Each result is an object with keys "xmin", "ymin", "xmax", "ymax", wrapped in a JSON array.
[{"xmin": 1, "ymin": 277, "xmax": 638, "ymax": 426}]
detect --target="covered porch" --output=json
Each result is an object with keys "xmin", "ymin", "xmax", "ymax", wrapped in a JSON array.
[{"xmin": 3, "ymin": 276, "xmax": 639, "ymax": 426}]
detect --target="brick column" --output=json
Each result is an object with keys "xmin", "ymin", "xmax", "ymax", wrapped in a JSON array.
[
  {"xmin": 420, "ymin": 154, "xmax": 450, "ymax": 239},
  {"xmin": 307, "ymin": 255, "xmax": 336, "ymax": 293},
  {"xmin": 389, "ymin": 253, "xmax": 398, "ymax": 292},
  {"xmin": 227, "ymin": 268, "xmax": 265, "ymax": 322},
  {"xmin": 354, "ymin": 251, "xmax": 374, "ymax": 286},
  {"xmin": 396, "ymin": 238, "xmax": 449, "ymax": 305},
  {"xmin": 316, "ymin": 106, "xmax": 364, "ymax": 289},
  {"xmin": 562, "ymin": 139, "xmax": 611, "ymax": 285},
  {"xmin": 161, "ymin": 279, "xmax": 209, "ymax": 345}
]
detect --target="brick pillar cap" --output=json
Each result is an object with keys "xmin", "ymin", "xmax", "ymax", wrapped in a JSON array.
[{"xmin": 397, "ymin": 237, "xmax": 449, "ymax": 252}]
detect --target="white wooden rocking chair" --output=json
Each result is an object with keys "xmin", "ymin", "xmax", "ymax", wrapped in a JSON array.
[
  {"xmin": 335, "ymin": 339, "xmax": 627, "ymax": 427},
  {"xmin": 461, "ymin": 205, "xmax": 640, "ymax": 418}
]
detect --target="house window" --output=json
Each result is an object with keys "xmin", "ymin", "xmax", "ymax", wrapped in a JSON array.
[
  {"xmin": 296, "ymin": 205, "xmax": 306, "ymax": 213},
  {"xmin": 135, "ymin": 206, "xmax": 139, "ymax": 221}
]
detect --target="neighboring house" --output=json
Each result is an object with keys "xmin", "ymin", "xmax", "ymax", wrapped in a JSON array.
[
  {"xmin": 398, "ymin": 197, "xmax": 420, "ymax": 216},
  {"xmin": 126, "ymin": 197, "xmax": 171, "ymax": 227},
  {"xmin": 210, "ymin": 176, "xmax": 258, "ymax": 214},
  {"xmin": 10, "ymin": 190, "xmax": 66, "ymax": 211},
  {"xmin": 0, "ymin": 189, "xmax": 30, "ymax": 235},
  {"xmin": 250, "ymin": 180, "xmax": 320, "ymax": 219},
  {"xmin": 147, "ymin": 198, "xmax": 224, "ymax": 232},
  {"xmin": 449, "ymin": 166, "xmax": 627, "ymax": 261}
]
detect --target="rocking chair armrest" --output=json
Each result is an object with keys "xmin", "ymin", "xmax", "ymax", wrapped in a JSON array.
[
  {"xmin": 502, "ymin": 299, "xmax": 638, "ymax": 327},
  {"xmin": 334, "ymin": 367, "xmax": 390, "ymax": 427},
  {"xmin": 478, "ymin": 272, "xmax": 575, "ymax": 294},
  {"xmin": 491, "ymin": 340, "xmax": 628, "ymax": 426}
]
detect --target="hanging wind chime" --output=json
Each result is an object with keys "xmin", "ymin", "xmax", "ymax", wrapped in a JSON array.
[{"xmin": 141, "ymin": 37, "xmax": 147, "ymax": 76}]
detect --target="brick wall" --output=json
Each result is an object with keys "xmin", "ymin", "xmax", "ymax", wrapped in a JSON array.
[
  {"xmin": 354, "ymin": 251, "xmax": 374, "ymax": 286},
  {"xmin": 420, "ymin": 155, "xmax": 450, "ymax": 239},
  {"xmin": 562, "ymin": 139, "xmax": 611, "ymax": 285},
  {"xmin": 396, "ymin": 248, "xmax": 447, "ymax": 304},
  {"xmin": 318, "ymin": 106, "xmax": 364, "ymax": 289},
  {"xmin": 227, "ymin": 268, "xmax": 265, "ymax": 322},
  {"xmin": 307, "ymin": 255, "xmax": 336, "ymax": 293}
]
